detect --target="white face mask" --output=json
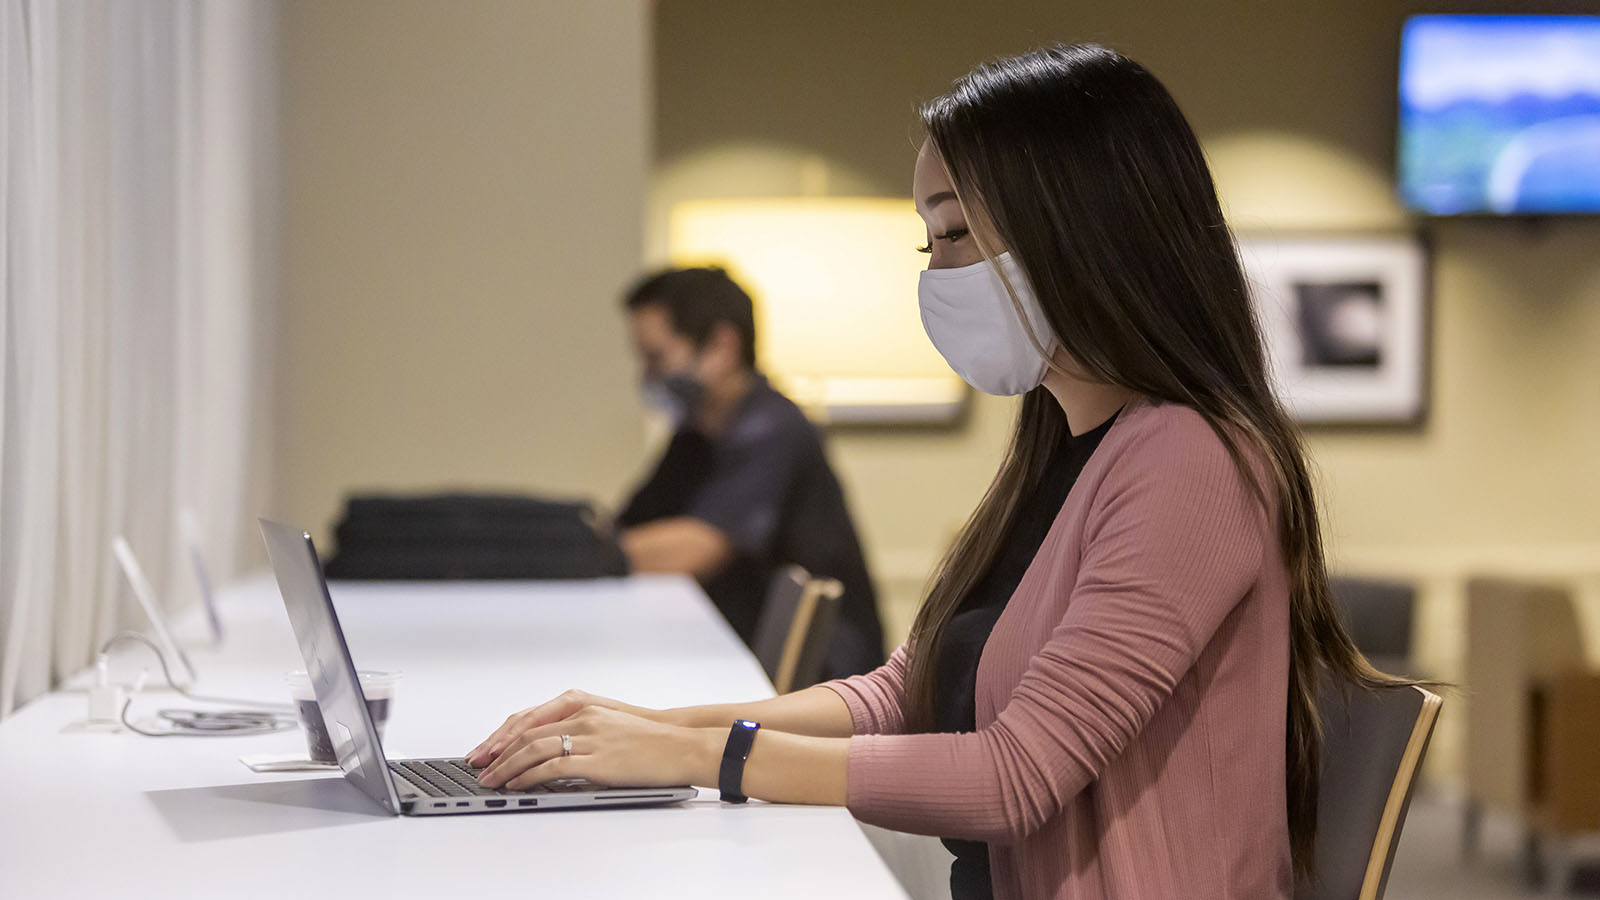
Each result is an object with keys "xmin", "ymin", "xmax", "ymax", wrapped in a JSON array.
[{"xmin": 917, "ymin": 251, "xmax": 1057, "ymax": 396}]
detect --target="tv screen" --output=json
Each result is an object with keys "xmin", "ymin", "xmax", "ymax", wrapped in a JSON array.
[{"xmin": 1399, "ymin": 15, "xmax": 1600, "ymax": 215}]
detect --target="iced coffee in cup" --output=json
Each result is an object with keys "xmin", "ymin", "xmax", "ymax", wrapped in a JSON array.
[{"xmin": 285, "ymin": 670, "xmax": 399, "ymax": 764}]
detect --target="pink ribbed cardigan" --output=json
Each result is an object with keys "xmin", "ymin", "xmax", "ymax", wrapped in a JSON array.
[{"xmin": 824, "ymin": 397, "xmax": 1291, "ymax": 900}]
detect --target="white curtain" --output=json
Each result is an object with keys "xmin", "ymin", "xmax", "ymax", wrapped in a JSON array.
[{"xmin": 0, "ymin": 0, "xmax": 275, "ymax": 718}]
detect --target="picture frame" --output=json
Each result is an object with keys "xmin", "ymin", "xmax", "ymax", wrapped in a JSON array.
[{"xmin": 1235, "ymin": 232, "xmax": 1429, "ymax": 426}]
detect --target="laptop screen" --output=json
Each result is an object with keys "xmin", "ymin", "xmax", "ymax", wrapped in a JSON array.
[{"xmin": 259, "ymin": 518, "xmax": 401, "ymax": 815}]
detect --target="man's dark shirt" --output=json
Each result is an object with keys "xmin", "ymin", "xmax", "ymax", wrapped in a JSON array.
[{"xmin": 617, "ymin": 375, "xmax": 885, "ymax": 679}]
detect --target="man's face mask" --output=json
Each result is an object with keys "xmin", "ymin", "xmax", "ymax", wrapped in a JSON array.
[{"xmin": 641, "ymin": 369, "xmax": 707, "ymax": 428}]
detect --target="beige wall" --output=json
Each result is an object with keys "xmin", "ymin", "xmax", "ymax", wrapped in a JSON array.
[
  {"xmin": 654, "ymin": 0, "xmax": 1600, "ymax": 779},
  {"xmin": 275, "ymin": 0, "xmax": 652, "ymax": 543}
]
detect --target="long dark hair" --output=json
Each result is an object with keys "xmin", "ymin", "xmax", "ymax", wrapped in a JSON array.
[{"xmin": 902, "ymin": 43, "xmax": 1397, "ymax": 880}]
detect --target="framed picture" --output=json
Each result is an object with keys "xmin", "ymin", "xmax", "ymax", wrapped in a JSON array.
[{"xmin": 1235, "ymin": 233, "xmax": 1429, "ymax": 425}]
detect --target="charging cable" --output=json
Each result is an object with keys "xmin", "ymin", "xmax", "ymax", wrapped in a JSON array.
[{"xmin": 96, "ymin": 631, "xmax": 297, "ymax": 737}]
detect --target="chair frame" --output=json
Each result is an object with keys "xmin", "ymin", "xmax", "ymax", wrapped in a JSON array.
[
  {"xmin": 770, "ymin": 572, "xmax": 842, "ymax": 694},
  {"xmin": 1359, "ymin": 685, "xmax": 1443, "ymax": 900}
]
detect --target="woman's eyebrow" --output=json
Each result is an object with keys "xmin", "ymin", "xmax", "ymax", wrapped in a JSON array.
[{"xmin": 922, "ymin": 190, "xmax": 957, "ymax": 209}]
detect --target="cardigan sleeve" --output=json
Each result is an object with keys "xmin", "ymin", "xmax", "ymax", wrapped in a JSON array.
[
  {"xmin": 841, "ymin": 415, "xmax": 1270, "ymax": 843},
  {"xmin": 821, "ymin": 641, "xmax": 912, "ymax": 735}
]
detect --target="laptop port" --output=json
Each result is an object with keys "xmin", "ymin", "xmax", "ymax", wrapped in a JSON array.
[
  {"xmin": 518, "ymin": 798, "xmax": 538, "ymax": 807},
  {"xmin": 456, "ymin": 801, "xmax": 469, "ymax": 807},
  {"xmin": 432, "ymin": 802, "xmax": 447, "ymax": 808},
  {"xmin": 485, "ymin": 799, "xmax": 506, "ymax": 808}
]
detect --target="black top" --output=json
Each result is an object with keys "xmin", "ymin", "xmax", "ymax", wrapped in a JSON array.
[
  {"xmin": 617, "ymin": 375, "xmax": 885, "ymax": 679},
  {"xmin": 932, "ymin": 410, "xmax": 1118, "ymax": 900}
]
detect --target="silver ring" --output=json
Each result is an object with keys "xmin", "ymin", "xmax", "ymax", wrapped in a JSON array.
[{"xmin": 560, "ymin": 734, "xmax": 572, "ymax": 757}]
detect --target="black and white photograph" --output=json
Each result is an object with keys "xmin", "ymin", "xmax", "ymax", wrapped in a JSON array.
[
  {"xmin": 1294, "ymin": 280, "xmax": 1384, "ymax": 369},
  {"xmin": 1237, "ymin": 234, "xmax": 1428, "ymax": 425}
]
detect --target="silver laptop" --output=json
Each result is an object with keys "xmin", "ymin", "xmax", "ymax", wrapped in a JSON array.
[
  {"xmin": 258, "ymin": 518, "xmax": 697, "ymax": 816},
  {"xmin": 179, "ymin": 508, "xmax": 226, "ymax": 644}
]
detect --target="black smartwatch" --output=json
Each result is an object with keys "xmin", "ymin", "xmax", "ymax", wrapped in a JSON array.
[{"xmin": 718, "ymin": 719, "xmax": 761, "ymax": 803}]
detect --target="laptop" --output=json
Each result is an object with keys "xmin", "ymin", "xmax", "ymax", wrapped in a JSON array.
[
  {"xmin": 258, "ymin": 518, "xmax": 698, "ymax": 816},
  {"xmin": 179, "ymin": 508, "xmax": 226, "ymax": 644}
]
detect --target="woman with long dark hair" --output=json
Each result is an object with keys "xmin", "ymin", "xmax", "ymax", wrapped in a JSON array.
[{"xmin": 466, "ymin": 43, "xmax": 1394, "ymax": 900}]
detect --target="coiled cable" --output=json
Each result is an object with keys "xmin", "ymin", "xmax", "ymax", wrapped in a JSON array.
[{"xmin": 100, "ymin": 631, "xmax": 297, "ymax": 737}]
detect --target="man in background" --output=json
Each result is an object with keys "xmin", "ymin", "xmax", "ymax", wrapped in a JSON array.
[{"xmin": 615, "ymin": 267, "xmax": 885, "ymax": 680}]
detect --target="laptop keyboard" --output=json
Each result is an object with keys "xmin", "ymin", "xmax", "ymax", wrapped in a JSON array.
[{"xmin": 389, "ymin": 758, "xmax": 597, "ymax": 798}]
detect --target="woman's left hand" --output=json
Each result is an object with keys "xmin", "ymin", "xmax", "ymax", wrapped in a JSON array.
[{"xmin": 475, "ymin": 704, "xmax": 719, "ymax": 791}]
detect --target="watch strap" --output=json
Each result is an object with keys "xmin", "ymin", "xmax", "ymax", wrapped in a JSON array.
[{"xmin": 718, "ymin": 719, "xmax": 761, "ymax": 803}]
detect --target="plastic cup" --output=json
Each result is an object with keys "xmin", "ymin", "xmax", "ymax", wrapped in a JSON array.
[{"xmin": 285, "ymin": 670, "xmax": 400, "ymax": 764}]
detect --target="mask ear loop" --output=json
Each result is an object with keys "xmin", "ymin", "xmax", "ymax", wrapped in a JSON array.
[{"xmin": 938, "ymin": 154, "xmax": 1071, "ymax": 382}]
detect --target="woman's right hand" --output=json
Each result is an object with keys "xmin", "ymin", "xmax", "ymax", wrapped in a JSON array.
[{"xmin": 464, "ymin": 689, "xmax": 639, "ymax": 767}]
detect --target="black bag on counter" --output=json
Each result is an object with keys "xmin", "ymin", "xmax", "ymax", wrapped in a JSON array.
[{"xmin": 323, "ymin": 492, "xmax": 628, "ymax": 580}]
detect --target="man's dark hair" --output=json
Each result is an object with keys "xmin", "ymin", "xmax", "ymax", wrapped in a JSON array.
[{"xmin": 623, "ymin": 266, "xmax": 757, "ymax": 368}]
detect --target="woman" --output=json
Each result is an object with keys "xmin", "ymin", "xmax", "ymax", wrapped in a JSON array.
[{"xmin": 466, "ymin": 43, "xmax": 1390, "ymax": 900}]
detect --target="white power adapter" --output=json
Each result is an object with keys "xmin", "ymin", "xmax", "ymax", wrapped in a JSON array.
[
  {"xmin": 87, "ymin": 654, "xmax": 134, "ymax": 729},
  {"xmin": 89, "ymin": 632, "xmax": 293, "ymax": 738}
]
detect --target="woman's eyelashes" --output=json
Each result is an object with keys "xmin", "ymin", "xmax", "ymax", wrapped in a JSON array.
[{"xmin": 916, "ymin": 226, "xmax": 970, "ymax": 254}]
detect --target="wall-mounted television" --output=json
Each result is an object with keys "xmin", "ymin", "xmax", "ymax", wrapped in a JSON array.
[{"xmin": 1399, "ymin": 15, "xmax": 1600, "ymax": 215}]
